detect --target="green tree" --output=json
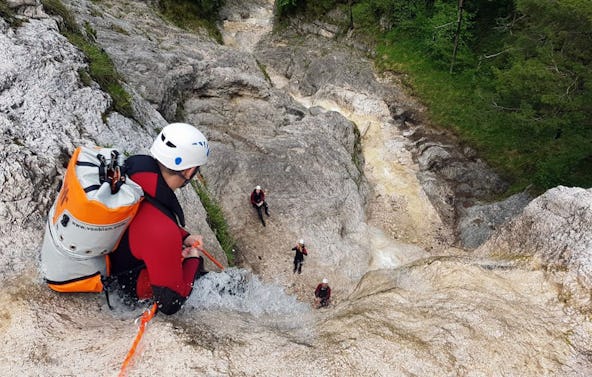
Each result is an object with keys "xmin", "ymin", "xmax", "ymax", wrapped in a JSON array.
[
  {"xmin": 492, "ymin": 0, "xmax": 592, "ymax": 187},
  {"xmin": 493, "ymin": 0, "xmax": 592, "ymax": 128}
]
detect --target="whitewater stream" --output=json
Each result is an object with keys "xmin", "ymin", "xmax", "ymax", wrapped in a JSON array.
[
  {"xmin": 2, "ymin": 1, "xmax": 591, "ymax": 376},
  {"xmin": 212, "ymin": 2, "xmax": 592, "ymax": 375}
]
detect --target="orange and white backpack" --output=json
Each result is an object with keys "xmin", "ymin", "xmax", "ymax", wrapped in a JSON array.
[{"xmin": 40, "ymin": 146, "xmax": 143, "ymax": 293}]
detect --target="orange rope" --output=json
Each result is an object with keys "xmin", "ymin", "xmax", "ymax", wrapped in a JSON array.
[
  {"xmin": 118, "ymin": 243, "xmax": 221, "ymax": 375},
  {"xmin": 192, "ymin": 241, "xmax": 224, "ymax": 270},
  {"xmin": 118, "ymin": 302, "xmax": 158, "ymax": 377}
]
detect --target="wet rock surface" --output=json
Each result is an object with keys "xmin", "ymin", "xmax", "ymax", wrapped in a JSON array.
[
  {"xmin": 254, "ymin": 28, "xmax": 519, "ymax": 249},
  {"xmin": 1, "ymin": 1, "xmax": 591, "ymax": 376},
  {"xmin": 478, "ymin": 186, "xmax": 592, "ymax": 311}
]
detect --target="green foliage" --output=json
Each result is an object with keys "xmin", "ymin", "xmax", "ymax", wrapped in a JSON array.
[
  {"xmin": 351, "ymin": 0, "xmax": 421, "ymax": 33},
  {"xmin": 493, "ymin": 0, "xmax": 592, "ymax": 125},
  {"xmin": 191, "ymin": 180, "xmax": 235, "ymax": 265},
  {"xmin": 276, "ymin": 0, "xmax": 300, "ymax": 15},
  {"xmin": 487, "ymin": 0, "xmax": 592, "ymax": 190},
  {"xmin": 255, "ymin": 59, "xmax": 272, "ymax": 84},
  {"xmin": 41, "ymin": 0, "xmax": 133, "ymax": 117},
  {"xmin": 0, "ymin": 1, "xmax": 24, "ymax": 27},
  {"xmin": 420, "ymin": 2, "xmax": 474, "ymax": 67},
  {"xmin": 276, "ymin": 0, "xmax": 339, "ymax": 21},
  {"xmin": 351, "ymin": 1, "xmax": 475, "ymax": 68},
  {"xmin": 157, "ymin": 0, "xmax": 224, "ymax": 42},
  {"xmin": 77, "ymin": 68, "xmax": 93, "ymax": 86},
  {"xmin": 40, "ymin": 0, "xmax": 79, "ymax": 33},
  {"xmin": 285, "ymin": 0, "xmax": 592, "ymax": 192},
  {"xmin": 66, "ymin": 33, "xmax": 133, "ymax": 117},
  {"xmin": 83, "ymin": 21, "xmax": 97, "ymax": 41}
]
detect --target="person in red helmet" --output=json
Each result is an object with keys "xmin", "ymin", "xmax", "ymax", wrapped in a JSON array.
[
  {"xmin": 109, "ymin": 122, "xmax": 210, "ymax": 315},
  {"xmin": 250, "ymin": 185, "xmax": 270, "ymax": 226}
]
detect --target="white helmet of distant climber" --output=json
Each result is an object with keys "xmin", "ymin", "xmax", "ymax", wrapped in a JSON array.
[
  {"xmin": 299, "ymin": 239, "xmax": 304, "ymax": 245},
  {"xmin": 255, "ymin": 185, "xmax": 261, "ymax": 190},
  {"xmin": 322, "ymin": 278, "xmax": 329, "ymax": 284},
  {"xmin": 151, "ymin": 123, "xmax": 210, "ymax": 170}
]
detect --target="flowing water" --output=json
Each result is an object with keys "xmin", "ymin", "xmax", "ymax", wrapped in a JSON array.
[
  {"xmin": 213, "ymin": 3, "xmax": 592, "ymax": 376},
  {"xmin": 2, "ymin": 1, "xmax": 591, "ymax": 376}
]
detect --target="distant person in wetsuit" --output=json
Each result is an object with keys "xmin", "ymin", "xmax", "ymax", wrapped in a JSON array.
[
  {"xmin": 314, "ymin": 278, "xmax": 331, "ymax": 308},
  {"xmin": 250, "ymin": 185, "xmax": 270, "ymax": 226},
  {"xmin": 292, "ymin": 239, "xmax": 308, "ymax": 274}
]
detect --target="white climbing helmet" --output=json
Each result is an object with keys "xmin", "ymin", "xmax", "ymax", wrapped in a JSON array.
[
  {"xmin": 322, "ymin": 278, "xmax": 329, "ymax": 284},
  {"xmin": 255, "ymin": 185, "xmax": 261, "ymax": 190},
  {"xmin": 150, "ymin": 123, "xmax": 210, "ymax": 170},
  {"xmin": 298, "ymin": 239, "xmax": 304, "ymax": 245}
]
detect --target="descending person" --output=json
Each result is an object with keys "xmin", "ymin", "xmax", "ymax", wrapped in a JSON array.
[
  {"xmin": 109, "ymin": 122, "xmax": 210, "ymax": 315},
  {"xmin": 250, "ymin": 185, "xmax": 270, "ymax": 226},
  {"xmin": 292, "ymin": 239, "xmax": 308, "ymax": 274},
  {"xmin": 314, "ymin": 278, "xmax": 331, "ymax": 308}
]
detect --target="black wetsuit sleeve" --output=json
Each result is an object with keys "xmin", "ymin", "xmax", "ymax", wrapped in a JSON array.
[
  {"xmin": 152, "ymin": 286, "xmax": 187, "ymax": 315},
  {"xmin": 152, "ymin": 257, "xmax": 202, "ymax": 315}
]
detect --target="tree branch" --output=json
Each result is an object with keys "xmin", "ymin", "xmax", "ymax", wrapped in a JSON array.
[{"xmin": 491, "ymin": 100, "xmax": 521, "ymax": 112}]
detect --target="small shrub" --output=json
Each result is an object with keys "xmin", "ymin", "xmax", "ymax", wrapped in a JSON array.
[
  {"xmin": 0, "ymin": 1, "xmax": 24, "ymax": 27},
  {"xmin": 191, "ymin": 180, "xmax": 236, "ymax": 265},
  {"xmin": 157, "ymin": 0, "xmax": 224, "ymax": 43},
  {"xmin": 255, "ymin": 59, "xmax": 271, "ymax": 84},
  {"xmin": 83, "ymin": 21, "xmax": 97, "ymax": 41},
  {"xmin": 41, "ymin": 0, "xmax": 133, "ymax": 117}
]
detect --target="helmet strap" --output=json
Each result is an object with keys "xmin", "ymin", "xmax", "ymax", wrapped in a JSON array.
[{"xmin": 178, "ymin": 166, "xmax": 200, "ymax": 188}]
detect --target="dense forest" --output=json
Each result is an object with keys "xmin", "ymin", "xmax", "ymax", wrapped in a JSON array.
[{"xmin": 276, "ymin": 0, "xmax": 592, "ymax": 194}]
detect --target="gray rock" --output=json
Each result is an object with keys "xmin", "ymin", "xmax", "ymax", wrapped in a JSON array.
[
  {"xmin": 478, "ymin": 186, "xmax": 592, "ymax": 310},
  {"xmin": 459, "ymin": 192, "xmax": 531, "ymax": 248},
  {"xmin": 2, "ymin": 2, "xmax": 592, "ymax": 376},
  {"xmin": 255, "ymin": 27, "xmax": 513, "ymax": 250},
  {"xmin": 16, "ymin": 0, "xmax": 373, "ymax": 285},
  {"xmin": 0, "ymin": 8, "xmax": 225, "ymax": 281},
  {"xmin": 6, "ymin": 0, "xmax": 45, "ymax": 18}
]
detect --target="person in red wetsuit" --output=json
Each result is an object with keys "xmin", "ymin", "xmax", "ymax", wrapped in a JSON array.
[
  {"xmin": 109, "ymin": 123, "xmax": 210, "ymax": 315},
  {"xmin": 250, "ymin": 185, "xmax": 269, "ymax": 226},
  {"xmin": 314, "ymin": 278, "xmax": 331, "ymax": 308}
]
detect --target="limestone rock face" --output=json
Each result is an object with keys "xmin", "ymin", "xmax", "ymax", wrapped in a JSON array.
[
  {"xmin": 255, "ymin": 29, "xmax": 514, "ymax": 249},
  {"xmin": 5, "ymin": 0, "xmax": 43, "ymax": 18},
  {"xmin": 458, "ymin": 192, "xmax": 531, "ymax": 248},
  {"xmin": 0, "ymin": 0, "xmax": 374, "ymax": 302},
  {"xmin": 478, "ymin": 186, "xmax": 592, "ymax": 310},
  {"xmin": 2, "ymin": 2, "xmax": 592, "ymax": 377},
  {"xmin": 0, "ymin": 10, "xmax": 221, "ymax": 280},
  {"xmin": 1, "ymin": 16, "xmax": 113, "ymax": 277},
  {"xmin": 53, "ymin": 0, "xmax": 372, "ymax": 290}
]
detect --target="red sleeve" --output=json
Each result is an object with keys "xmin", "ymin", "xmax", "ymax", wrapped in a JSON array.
[
  {"xmin": 302, "ymin": 247, "xmax": 308, "ymax": 255},
  {"xmin": 250, "ymin": 191, "xmax": 255, "ymax": 204},
  {"xmin": 260, "ymin": 191, "xmax": 265, "ymax": 201},
  {"xmin": 327, "ymin": 287, "xmax": 331, "ymax": 299},
  {"xmin": 315, "ymin": 284, "xmax": 321, "ymax": 296},
  {"xmin": 129, "ymin": 204, "xmax": 198, "ymax": 298}
]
